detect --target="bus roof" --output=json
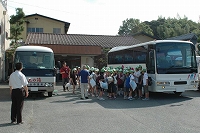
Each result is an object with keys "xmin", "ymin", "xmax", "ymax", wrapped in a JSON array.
[
  {"xmin": 16, "ymin": 46, "xmax": 53, "ymax": 52},
  {"xmin": 108, "ymin": 40, "xmax": 193, "ymax": 53}
]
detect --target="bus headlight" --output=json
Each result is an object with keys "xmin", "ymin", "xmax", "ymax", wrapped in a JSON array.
[
  {"xmin": 190, "ymin": 81, "xmax": 198, "ymax": 85},
  {"xmin": 44, "ymin": 83, "xmax": 53, "ymax": 87},
  {"xmin": 157, "ymin": 81, "xmax": 170, "ymax": 86}
]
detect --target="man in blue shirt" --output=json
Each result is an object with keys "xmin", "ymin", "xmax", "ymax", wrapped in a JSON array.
[{"xmin": 79, "ymin": 65, "xmax": 90, "ymax": 99}]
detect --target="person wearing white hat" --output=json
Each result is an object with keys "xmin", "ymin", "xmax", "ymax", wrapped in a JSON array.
[
  {"xmin": 70, "ymin": 68, "xmax": 78, "ymax": 94},
  {"xmin": 79, "ymin": 65, "xmax": 90, "ymax": 99},
  {"xmin": 141, "ymin": 69, "xmax": 149, "ymax": 100}
]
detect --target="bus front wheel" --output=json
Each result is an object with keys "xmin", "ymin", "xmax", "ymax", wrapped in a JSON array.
[
  {"xmin": 48, "ymin": 92, "xmax": 53, "ymax": 97},
  {"xmin": 173, "ymin": 92, "xmax": 182, "ymax": 96}
]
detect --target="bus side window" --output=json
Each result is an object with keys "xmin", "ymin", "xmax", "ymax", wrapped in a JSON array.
[{"xmin": 147, "ymin": 50, "xmax": 155, "ymax": 74}]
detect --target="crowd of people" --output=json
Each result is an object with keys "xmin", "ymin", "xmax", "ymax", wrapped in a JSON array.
[
  {"xmin": 60, "ymin": 62, "xmax": 150, "ymax": 101},
  {"xmin": 8, "ymin": 61, "xmax": 149, "ymax": 125}
]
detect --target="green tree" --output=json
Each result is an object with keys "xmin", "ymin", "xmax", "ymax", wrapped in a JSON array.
[
  {"xmin": 119, "ymin": 16, "xmax": 200, "ymax": 42},
  {"xmin": 10, "ymin": 8, "xmax": 25, "ymax": 46},
  {"xmin": 6, "ymin": 8, "xmax": 25, "ymax": 64},
  {"xmin": 118, "ymin": 18, "xmax": 153, "ymax": 36},
  {"xmin": 94, "ymin": 47, "xmax": 110, "ymax": 69}
]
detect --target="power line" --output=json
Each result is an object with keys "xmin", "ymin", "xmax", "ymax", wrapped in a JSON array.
[{"xmin": 7, "ymin": 0, "xmax": 75, "ymax": 15}]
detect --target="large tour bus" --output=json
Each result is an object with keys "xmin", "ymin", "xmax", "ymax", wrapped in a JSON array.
[
  {"xmin": 13, "ymin": 46, "xmax": 56, "ymax": 97},
  {"xmin": 108, "ymin": 40, "xmax": 198, "ymax": 95}
]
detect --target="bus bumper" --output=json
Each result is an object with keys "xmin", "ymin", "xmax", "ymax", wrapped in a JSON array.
[{"xmin": 28, "ymin": 86, "xmax": 54, "ymax": 93}]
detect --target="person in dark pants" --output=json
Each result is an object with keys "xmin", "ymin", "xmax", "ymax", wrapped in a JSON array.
[
  {"xmin": 9, "ymin": 62, "xmax": 29, "ymax": 124},
  {"xmin": 60, "ymin": 61, "xmax": 71, "ymax": 92},
  {"xmin": 70, "ymin": 68, "xmax": 78, "ymax": 94}
]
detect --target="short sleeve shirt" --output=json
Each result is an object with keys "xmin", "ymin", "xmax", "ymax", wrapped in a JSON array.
[
  {"xmin": 60, "ymin": 66, "xmax": 70, "ymax": 78},
  {"xmin": 143, "ymin": 73, "xmax": 148, "ymax": 85},
  {"xmin": 134, "ymin": 71, "xmax": 141, "ymax": 83},
  {"xmin": 9, "ymin": 70, "xmax": 28, "ymax": 89},
  {"xmin": 79, "ymin": 69, "xmax": 89, "ymax": 83}
]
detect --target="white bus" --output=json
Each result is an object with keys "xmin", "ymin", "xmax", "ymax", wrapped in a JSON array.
[
  {"xmin": 14, "ymin": 46, "xmax": 56, "ymax": 97},
  {"xmin": 108, "ymin": 40, "xmax": 198, "ymax": 95}
]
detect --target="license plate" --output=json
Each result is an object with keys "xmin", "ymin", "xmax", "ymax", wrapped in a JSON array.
[
  {"xmin": 176, "ymin": 87, "xmax": 185, "ymax": 92},
  {"xmin": 31, "ymin": 87, "xmax": 38, "ymax": 91}
]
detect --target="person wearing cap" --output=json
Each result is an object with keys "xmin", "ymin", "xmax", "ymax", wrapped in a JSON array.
[
  {"xmin": 70, "ymin": 68, "xmax": 78, "ymax": 94},
  {"xmin": 142, "ymin": 69, "xmax": 149, "ymax": 100},
  {"xmin": 124, "ymin": 70, "xmax": 130, "ymax": 100},
  {"xmin": 116, "ymin": 69, "xmax": 125, "ymax": 96},
  {"xmin": 79, "ymin": 65, "xmax": 90, "ymax": 99},
  {"xmin": 96, "ymin": 69, "xmax": 106, "ymax": 100},
  {"xmin": 129, "ymin": 70, "xmax": 137, "ymax": 100},
  {"xmin": 76, "ymin": 66, "xmax": 81, "ymax": 89},
  {"xmin": 133, "ymin": 67, "xmax": 141, "ymax": 98},
  {"xmin": 138, "ymin": 65, "xmax": 142, "ymax": 71},
  {"xmin": 88, "ymin": 67, "xmax": 97, "ymax": 97},
  {"xmin": 107, "ymin": 69, "xmax": 117, "ymax": 99},
  {"xmin": 137, "ymin": 71, "xmax": 143, "ymax": 99}
]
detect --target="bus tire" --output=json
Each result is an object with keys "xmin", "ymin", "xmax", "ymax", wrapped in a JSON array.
[
  {"xmin": 173, "ymin": 92, "xmax": 182, "ymax": 96},
  {"xmin": 48, "ymin": 92, "xmax": 53, "ymax": 97}
]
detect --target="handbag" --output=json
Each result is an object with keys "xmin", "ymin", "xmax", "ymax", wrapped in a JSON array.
[
  {"xmin": 100, "ymin": 81, "xmax": 108, "ymax": 90},
  {"xmin": 90, "ymin": 78, "xmax": 96, "ymax": 88}
]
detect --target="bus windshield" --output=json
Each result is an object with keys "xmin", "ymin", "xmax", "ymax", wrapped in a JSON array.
[
  {"xmin": 14, "ymin": 51, "xmax": 54, "ymax": 69},
  {"xmin": 156, "ymin": 42, "xmax": 197, "ymax": 74}
]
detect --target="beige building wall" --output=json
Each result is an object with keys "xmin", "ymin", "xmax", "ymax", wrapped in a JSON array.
[
  {"xmin": 81, "ymin": 56, "xmax": 94, "ymax": 68},
  {"xmin": 0, "ymin": 3, "xmax": 10, "ymax": 81},
  {"xmin": 21, "ymin": 15, "xmax": 66, "ymax": 42}
]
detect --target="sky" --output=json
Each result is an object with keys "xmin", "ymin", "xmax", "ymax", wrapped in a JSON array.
[{"xmin": 6, "ymin": 0, "xmax": 200, "ymax": 36}]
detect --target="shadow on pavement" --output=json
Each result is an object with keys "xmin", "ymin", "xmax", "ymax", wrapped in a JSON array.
[
  {"xmin": 0, "ymin": 122, "xmax": 18, "ymax": 127},
  {"xmin": 50, "ymin": 90, "xmax": 195, "ymax": 109}
]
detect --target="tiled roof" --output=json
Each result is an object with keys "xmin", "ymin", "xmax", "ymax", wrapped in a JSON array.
[
  {"xmin": 25, "ymin": 33, "xmax": 141, "ymax": 48},
  {"xmin": 166, "ymin": 33, "xmax": 198, "ymax": 40}
]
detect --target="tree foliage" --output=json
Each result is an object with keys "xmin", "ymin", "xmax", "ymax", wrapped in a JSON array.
[
  {"xmin": 94, "ymin": 47, "xmax": 110, "ymax": 69},
  {"xmin": 9, "ymin": 8, "xmax": 25, "ymax": 46},
  {"xmin": 118, "ymin": 18, "xmax": 153, "ymax": 36},
  {"xmin": 118, "ymin": 16, "xmax": 200, "ymax": 42},
  {"xmin": 7, "ymin": 8, "xmax": 25, "ymax": 60}
]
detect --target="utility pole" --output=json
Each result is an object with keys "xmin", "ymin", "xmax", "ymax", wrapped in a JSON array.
[{"xmin": 1, "ymin": 10, "xmax": 6, "ymax": 81}]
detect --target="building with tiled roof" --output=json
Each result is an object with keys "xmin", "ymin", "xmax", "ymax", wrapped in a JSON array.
[
  {"xmin": 166, "ymin": 33, "xmax": 198, "ymax": 45},
  {"xmin": 132, "ymin": 31, "xmax": 160, "ymax": 43},
  {"xmin": 21, "ymin": 13, "xmax": 70, "ymax": 42},
  {"xmin": 25, "ymin": 33, "xmax": 141, "ymax": 48},
  {"xmin": 25, "ymin": 33, "xmax": 141, "ymax": 72}
]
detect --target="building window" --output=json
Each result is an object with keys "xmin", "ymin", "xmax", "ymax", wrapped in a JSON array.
[
  {"xmin": 27, "ymin": 28, "xmax": 43, "ymax": 33},
  {"xmin": 53, "ymin": 28, "xmax": 61, "ymax": 34}
]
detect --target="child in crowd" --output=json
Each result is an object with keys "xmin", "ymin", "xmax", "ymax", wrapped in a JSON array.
[
  {"xmin": 70, "ymin": 68, "xmax": 78, "ymax": 94},
  {"xmin": 134, "ymin": 67, "xmax": 141, "ymax": 98},
  {"xmin": 129, "ymin": 70, "xmax": 137, "ymax": 100},
  {"xmin": 142, "ymin": 69, "xmax": 149, "ymax": 100},
  {"xmin": 97, "ymin": 71, "xmax": 106, "ymax": 100},
  {"xmin": 107, "ymin": 70, "xmax": 116, "ymax": 99},
  {"xmin": 137, "ymin": 72, "xmax": 143, "ymax": 99},
  {"xmin": 124, "ymin": 71, "xmax": 130, "ymax": 100},
  {"xmin": 117, "ymin": 69, "xmax": 125, "ymax": 96}
]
